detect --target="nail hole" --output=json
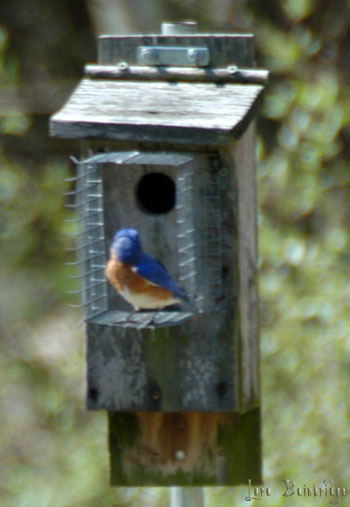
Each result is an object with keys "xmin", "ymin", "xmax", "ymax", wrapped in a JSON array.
[
  {"xmin": 222, "ymin": 265, "xmax": 229, "ymax": 278},
  {"xmin": 88, "ymin": 387, "xmax": 99, "ymax": 401},
  {"xmin": 216, "ymin": 381, "xmax": 227, "ymax": 398},
  {"xmin": 150, "ymin": 387, "xmax": 161, "ymax": 401}
]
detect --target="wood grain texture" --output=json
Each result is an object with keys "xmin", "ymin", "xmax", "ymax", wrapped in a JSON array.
[
  {"xmin": 109, "ymin": 408, "xmax": 261, "ymax": 485},
  {"xmin": 50, "ymin": 79, "xmax": 264, "ymax": 144},
  {"xmin": 87, "ymin": 311, "xmax": 237, "ymax": 412},
  {"xmin": 222, "ymin": 125, "xmax": 260, "ymax": 411}
]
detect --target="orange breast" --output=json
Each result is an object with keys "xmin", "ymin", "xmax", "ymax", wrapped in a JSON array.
[{"xmin": 105, "ymin": 254, "xmax": 176, "ymax": 307}]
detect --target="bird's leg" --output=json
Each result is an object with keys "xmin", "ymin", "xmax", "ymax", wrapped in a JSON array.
[
  {"xmin": 124, "ymin": 308, "xmax": 157, "ymax": 326},
  {"xmin": 143, "ymin": 308, "xmax": 167, "ymax": 326},
  {"xmin": 125, "ymin": 308, "xmax": 141, "ymax": 322},
  {"xmin": 135, "ymin": 309, "xmax": 160, "ymax": 327},
  {"xmin": 111, "ymin": 308, "xmax": 141, "ymax": 325},
  {"xmin": 112, "ymin": 309, "xmax": 160, "ymax": 327}
]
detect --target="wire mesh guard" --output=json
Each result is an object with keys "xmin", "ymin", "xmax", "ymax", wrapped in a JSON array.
[
  {"xmin": 65, "ymin": 151, "xmax": 223, "ymax": 328},
  {"xmin": 176, "ymin": 158, "xmax": 223, "ymax": 313},
  {"xmin": 65, "ymin": 159, "xmax": 108, "ymax": 320}
]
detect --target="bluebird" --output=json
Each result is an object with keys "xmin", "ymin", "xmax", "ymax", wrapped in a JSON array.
[{"xmin": 105, "ymin": 228, "xmax": 196, "ymax": 312}]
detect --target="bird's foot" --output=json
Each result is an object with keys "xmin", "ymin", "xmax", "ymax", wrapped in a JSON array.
[{"xmin": 112, "ymin": 309, "xmax": 157, "ymax": 327}]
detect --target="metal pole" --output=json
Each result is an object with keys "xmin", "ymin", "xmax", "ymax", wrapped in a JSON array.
[
  {"xmin": 170, "ymin": 487, "xmax": 204, "ymax": 507},
  {"xmin": 166, "ymin": 23, "xmax": 204, "ymax": 507},
  {"xmin": 166, "ymin": 24, "xmax": 205, "ymax": 507}
]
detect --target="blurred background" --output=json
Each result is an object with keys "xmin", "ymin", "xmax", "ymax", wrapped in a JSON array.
[{"xmin": 0, "ymin": 0, "xmax": 348, "ymax": 505}]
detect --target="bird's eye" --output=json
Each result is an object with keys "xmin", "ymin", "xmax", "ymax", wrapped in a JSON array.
[{"xmin": 136, "ymin": 172, "xmax": 175, "ymax": 214}]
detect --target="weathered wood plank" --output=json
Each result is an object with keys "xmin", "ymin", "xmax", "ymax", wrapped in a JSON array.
[
  {"xmin": 50, "ymin": 80, "xmax": 264, "ymax": 144},
  {"xmin": 87, "ymin": 312, "xmax": 237, "ymax": 412},
  {"xmin": 222, "ymin": 125, "xmax": 260, "ymax": 411},
  {"xmin": 109, "ymin": 408, "xmax": 261, "ymax": 485},
  {"xmin": 84, "ymin": 64, "xmax": 269, "ymax": 84},
  {"xmin": 52, "ymin": 80, "xmax": 263, "ymax": 121}
]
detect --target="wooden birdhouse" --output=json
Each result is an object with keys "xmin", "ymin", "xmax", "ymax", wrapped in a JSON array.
[{"xmin": 50, "ymin": 21, "xmax": 268, "ymax": 486}]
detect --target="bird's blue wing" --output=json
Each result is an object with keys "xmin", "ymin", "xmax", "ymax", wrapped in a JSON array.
[
  {"xmin": 135, "ymin": 254, "xmax": 180, "ymax": 294},
  {"xmin": 135, "ymin": 254, "xmax": 197, "ymax": 310}
]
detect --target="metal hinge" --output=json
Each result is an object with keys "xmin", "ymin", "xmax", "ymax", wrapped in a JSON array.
[{"xmin": 137, "ymin": 46, "xmax": 210, "ymax": 67}]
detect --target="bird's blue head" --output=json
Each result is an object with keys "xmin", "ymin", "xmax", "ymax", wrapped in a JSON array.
[{"xmin": 111, "ymin": 228, "xmax": 143, "ymax": 264}]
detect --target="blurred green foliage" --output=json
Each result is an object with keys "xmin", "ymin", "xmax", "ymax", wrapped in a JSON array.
[{"xmin": 0, "ymin": 0, "xmax": 348, "ymax": 505}]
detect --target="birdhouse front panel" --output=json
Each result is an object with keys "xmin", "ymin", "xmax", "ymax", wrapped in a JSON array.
[{"xmin": 68, "ymin": 149, "xmax": 238, "ymax": 412}]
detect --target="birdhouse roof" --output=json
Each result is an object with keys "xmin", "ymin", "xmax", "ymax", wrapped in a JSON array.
[{"xmin": 50, "ymin": 78, "xmax": 265, "ymax": 145}]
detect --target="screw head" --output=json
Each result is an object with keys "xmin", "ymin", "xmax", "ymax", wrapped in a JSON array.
[
  {"xmin": 141, "ymin": 47, "xmax": 156, "ymax": 64},
  {"xmin": 187, "ymin": 48, "xmax": 200, "ymax": 64},
  {"xmin": 227, "ymin": 65, "xmax": 238, "ymax": 74},
  {"xmin": 117, "ymin": 61, "xmax": 129, "ymax": 71}
]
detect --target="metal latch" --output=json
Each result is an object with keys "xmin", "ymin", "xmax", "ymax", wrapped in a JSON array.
[{"xmin": 137, "ymin": 46, "xmax": 210, "ymax": 67}]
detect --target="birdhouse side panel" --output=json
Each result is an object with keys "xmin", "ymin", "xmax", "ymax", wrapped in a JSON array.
[{"xmin": 222, "ymin": 125, "xmax": 260, "ymax": 412}]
